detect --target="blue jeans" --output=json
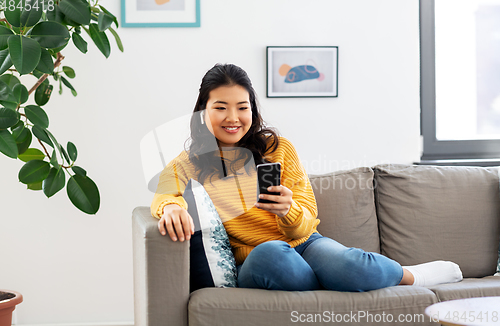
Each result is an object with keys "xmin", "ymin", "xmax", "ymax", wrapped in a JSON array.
[{"xmin": 237, "ymin": 233, "xmax": 403, "ymax": 292}]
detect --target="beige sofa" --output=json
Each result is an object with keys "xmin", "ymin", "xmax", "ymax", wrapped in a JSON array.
[{"xmin": 132, "ymin": 164, "xmax": 500, "ymax": 326}]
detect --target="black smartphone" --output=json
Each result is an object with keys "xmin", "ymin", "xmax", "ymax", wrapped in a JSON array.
[{"xmin": 257, "ymin": 162, "xmax": 281, "ymax": 203}]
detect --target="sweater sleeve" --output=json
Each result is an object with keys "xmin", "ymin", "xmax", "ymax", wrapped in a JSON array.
[
  {"xmin": 273, "ymin": 138, "xmax": 319, "ymax": 239},
  {"xmin": 150, "ymin": 153, "xmax": 190, "ymax": 219}
]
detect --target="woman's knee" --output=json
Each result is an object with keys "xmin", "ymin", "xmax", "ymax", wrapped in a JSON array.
[
  {"xmin": 238, "ymin": 240, "xmax": 320, "ymax": 291},
  {"xmin": 246, "ymin": 240, "xmax": 291, "ymax": 264}
]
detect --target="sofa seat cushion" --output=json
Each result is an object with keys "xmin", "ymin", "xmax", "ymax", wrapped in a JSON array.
[
  {"xmin": 189, "ymin": 287, "xmax": 438, "ymax": 326},
  {"xmin": 373, "ymin": 164, "xmax": 500, "ymax": 278},
  {"xmin": 427, "ymin": 276, "xmax": 500, "ymax": 302},
  {"xmin": 309, "ymin": 167, "xmax": 380, "ymax": 253}
]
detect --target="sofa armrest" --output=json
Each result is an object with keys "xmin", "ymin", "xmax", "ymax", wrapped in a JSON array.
[{"xmin": 132, "ymin": 206, "xmax": 189, "ymax": 326}]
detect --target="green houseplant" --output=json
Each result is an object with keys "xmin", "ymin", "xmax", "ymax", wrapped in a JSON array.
[
  {"xmin": 0, "ymin": 0, "xmax": 122, "ymax": 215},
  {"xmin": 0, "ymin": 0, "xmax": 122, "ymax": 323}
]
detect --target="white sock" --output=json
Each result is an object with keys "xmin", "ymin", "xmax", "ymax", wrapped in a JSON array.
[{"xmin": 403, "ymin": 261, "xmax": 463, "ymax": 287}]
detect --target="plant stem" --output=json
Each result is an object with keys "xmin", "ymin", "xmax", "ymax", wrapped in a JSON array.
[
  {"xmin": 37, "ymin": 138, "xmax": 71, "ymax": 169},
  {"xmin": 0, "ymin": 18, "xmax": 11, "ymax": 28},
  {"xmin": 28, "ymin": 52, "xmax": 65, "ymax": 96},
  {"xmin": 38, "ymin": 138, "xmax": 50, "ymax": 159}
]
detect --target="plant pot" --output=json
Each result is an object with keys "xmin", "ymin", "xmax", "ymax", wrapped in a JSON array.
[{"xmin": 0, "ymin": 290, "xmax": 22, "ymax": 326}]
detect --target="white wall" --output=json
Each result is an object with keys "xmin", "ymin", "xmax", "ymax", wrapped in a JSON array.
[{"xmin": 0, "ymin": 0, "xmax": 420, "ymax": 324}]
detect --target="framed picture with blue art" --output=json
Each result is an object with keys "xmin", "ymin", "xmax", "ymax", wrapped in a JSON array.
[
  {"xmin": 266, "ymin": 46, "xmax": 338, "ymax": 98},
  {"xmin": 121, "ymin": 0, "xmax": 200, "ymax": 27}
]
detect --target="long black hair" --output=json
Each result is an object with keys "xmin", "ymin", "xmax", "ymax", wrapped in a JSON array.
[{"xmin": 187, "ymin": 63, "xmax": 279, "ymax": 184}]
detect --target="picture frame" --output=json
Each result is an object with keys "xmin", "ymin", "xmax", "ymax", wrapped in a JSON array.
[
  {"xmin": 266, "ymin": 46, "xmax": 338, "ymax": 98},
  {"xmin": 121, "ymin": 0, "xmax": 200, "ymax": 27}
]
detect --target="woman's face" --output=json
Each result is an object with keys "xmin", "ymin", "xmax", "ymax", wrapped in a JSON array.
[{"xmin": 204, "ymin": 84, "xmax": 252, "ymax": 147}]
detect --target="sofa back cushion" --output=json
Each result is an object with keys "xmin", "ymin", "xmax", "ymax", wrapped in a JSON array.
[
  {"xmin": 373, "ymin": 164, "xmax": 500, "ymax": 278},
  {"xmin": 309, "ymin": 167, "xmax": 380, "ymax": 253}
]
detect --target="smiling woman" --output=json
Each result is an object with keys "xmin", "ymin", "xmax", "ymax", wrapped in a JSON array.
[
  {"xmin": 151, "ymin": 63, "xmax": 464, "ymax": 293},
  {"xmin": 204, "ymin": 85, "xmax": 252, "ymax": 148}
]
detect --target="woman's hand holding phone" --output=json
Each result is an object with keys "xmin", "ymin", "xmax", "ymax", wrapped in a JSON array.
[
  {"xmin": 255, "ymin": 185, "xmax": 293, "ymax": 218},
  {"xmin": 158, "ymin": 204, "xmax": 195, "ymax": 242}
]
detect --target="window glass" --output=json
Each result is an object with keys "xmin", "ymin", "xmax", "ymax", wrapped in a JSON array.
[{"xmin": 435, "ymin": 0, "xmax": 500, "ymax": 140}]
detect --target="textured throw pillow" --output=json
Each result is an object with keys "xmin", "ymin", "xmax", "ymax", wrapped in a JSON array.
[{"xmin": 183, "ymin": 179, "xmax": 237, "ymax": 292}]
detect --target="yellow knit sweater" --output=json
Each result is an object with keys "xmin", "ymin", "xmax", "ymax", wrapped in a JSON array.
[{"xmin": 150, "ymin": 137, "xmax": 320, "ymax": 265}]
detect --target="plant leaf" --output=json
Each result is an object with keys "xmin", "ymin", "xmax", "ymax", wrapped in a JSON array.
[
  {"xmin": 50, "ymin": 148, "xmax": 59, "ymax": 168},
  {"xmin": 0, "ymin": 49, "xmax": 13, "ymax": 75},
  {"xmin": 89, "ymin": 23, "xmax": 110, "ymax": 58},
  {"xmin": 67, "ymin": 174, "xmax": 100, "ymax": 214},
  {"xmin": 60, "ymin": 145, "xmax": 70, "ymax": 164},
  {"xmin": 0, "ymin": 101, "xmax": 18, "ymax": 110},
  {"xmin": 18, "ymin": 147, "xmax": 45, "ymax": 162},
  {"xmin": 18, "ymin": 159, "xmax": 50, "ymax": 184},
  {"xmin": 0, "ymin": 107, "xmax": 20, "ymax": 128},
  {"xmin": 12, "ymin": 83, "xmax": 29, "ymax": 104},
  {"xmin": 0, "ymin": 74, "xmax": 20, "ymax": 89},
  {"xmin": 47, "ymin": 42, "xmax": 68, "ymax": 56},
  {"xmin": 30, "ymin": 21, "xmax": 70, "ymax": 49},
  {"xmin": 60, "ymin": 75, "xmax": 75, "ymax": 92},
  {"xmin": 0, "ymin": 128, "xmax": 18, "ymax": 158},
  {"xmin": 46, "ymin": 3, "xmax": 66, "ymax": 23},
  {"xmin": 0, "ymin": 79, "xmax": 17, "ymax": 110},
  {"xmin": 99, "ymin": 5, "xmax": 118, "ymax": 28},
  {"xmin": 5, "ymin": 0, "xmax": 44, "ymax": 28},
  {"xmin": 25, "ymin": 105, "xmax": 49, "ymax": 128},
  {"xmin": 44, "ymin": 128, "xmax": 69, "ymax": 164},
  {"xmin": 35, "ymin": 82, "xmax": 52, "ymax": 106},
  {"xmin": 0, "ymin": 26, "xmax": 14, "ymax": 51},
  {"xmin": 8, "ymin": 35, "xmax": 41, "ymax": 75},
  {"xmin": 11, "ymin": 121, "xmax": 24, "ymax": 137},
  {"xmin": 27, "ymin": 181, "xmax": 43, "ymax": 190},
  {"xmin": 59, "ymin": 0, "xmax": 91, "ymax": 25},
  {"xmin": 35, "ymin": 48, "xmax": 54, "ymax": 74},
  {"xmin": 62, "ymin": 66, "xmax": 75, "ymax": 78},
  {"xmin": 71, "ymin": 32, "xmax": 87, "ymax": 54},
  {"xmin": 4, "ymin": 3, "xmax": 22, "ymax": 28},
  {"xmin": 20, "ymin": 0, "xmax": 44, "ymax": 27},
  {"xmin": 67, "ymin": 141, "xmax": 77, "ymax": 161},
  {"xmin": 32, "ymin": 69, "xmax": 44, "ymax": 78},
  {"xmin": 97, "ymin": 11, "xmax": 114, "ymax": 31},
  {"xmin": 72, "ymin": 165, "xmax": 86, "ymax": 176},
  {"xmin": 32, "ymin": 125, "xmax": 53, "ymax": 147},
  {"xmin": 43, "ymin": 167, "xmax": 66, "ymax": 197},
  {"xmin": 13, "ymin": 126, "xmax": 31, "ymax": 154},
  {"xmin": 0, "ymin": 79, "xmax": 12, "ymax": 101},
  {"xmin": 108, "ymin": 27, "xmax": 123, "ymax": 52}
]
